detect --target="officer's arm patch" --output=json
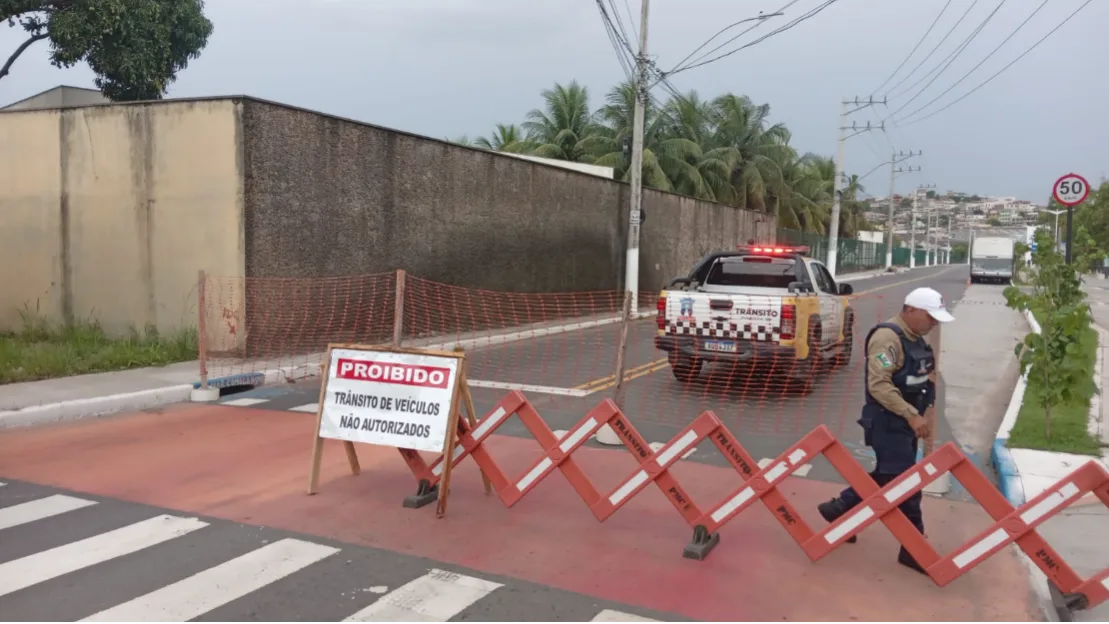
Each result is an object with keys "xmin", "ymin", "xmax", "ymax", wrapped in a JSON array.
[{"xmin": 876, "ymin": 352, "xmax": 894, "ymax": 368}]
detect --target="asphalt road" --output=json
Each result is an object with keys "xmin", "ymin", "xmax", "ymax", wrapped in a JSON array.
[
  {"xmin": 0, "ymin": 479, "xmax": 675, "ymax": 622},
  {"xmin": 212, "ymin": 265, "xmax": 971, "ymax": 488}
]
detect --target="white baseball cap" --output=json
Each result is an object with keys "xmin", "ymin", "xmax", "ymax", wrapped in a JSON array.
[{"xmin": 904, "ymin": 287, "xmax": 955, "ymax": 323}]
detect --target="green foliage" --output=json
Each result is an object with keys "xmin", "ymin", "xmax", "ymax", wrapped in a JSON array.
[
  {"xmin": 1071, "ymin": 180, "xmax": 1109, "ymax": 273},
  {"xmin": 459, "ymin": 80, "xmax": 873, "ymax": 236},
  {"xmin": 0, "ymin": 304, "xmax": 196, "ymax": 384},
  {"xmin": 1003, "ymin": 229, "xmax": 1098, "ymax": 444},
  {"xmin": 1, "ymin": 0, "xmax": 213, "ymax": 101}
]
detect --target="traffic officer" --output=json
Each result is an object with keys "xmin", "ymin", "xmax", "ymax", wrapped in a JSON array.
[{"xmin": 816, "ymin": 286, "xmax": 954, "ymax": 573}]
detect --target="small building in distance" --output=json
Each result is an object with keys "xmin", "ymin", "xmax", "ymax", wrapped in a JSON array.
[{"xmin": 2, "ymin": 85, "xmax": 109, "ymax": 111}]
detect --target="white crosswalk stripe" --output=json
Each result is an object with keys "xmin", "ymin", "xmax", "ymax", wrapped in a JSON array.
[
  {"xmin": 0, "ymin": 494, "xmax": 97, "ymax": 530},
  {"xmin": 344, "ymin": 568, "xmax": 502, "ymax": 621},
  {"xmin": 0, "ymin": 486, "xmax": 668, "ymax": 622},
  {"xmin": 81, "ymin": 538, "xmax": 340, "ymax": 621},
  {"xmin": 0, "ymin": 514, "xmax": 208, "ymax": 598}
]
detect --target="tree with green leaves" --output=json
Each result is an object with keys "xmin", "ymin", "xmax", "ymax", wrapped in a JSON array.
[
  {"xmin": 1, "ymin": 0, "xmax": 213, "ymax": 101},
  {"xmin": 1004, "ymin": 228, "xmax": 1095, "ymax": 440}
]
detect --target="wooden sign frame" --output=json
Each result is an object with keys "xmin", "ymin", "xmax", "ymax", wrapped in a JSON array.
[{"xmin": 307, "ymin": 343, "xmax": 472, "ymax": 518}]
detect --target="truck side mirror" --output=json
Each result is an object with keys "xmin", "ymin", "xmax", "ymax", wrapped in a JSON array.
[{"xmin": 838, "ymin": 283, "xmax": 853, "ymax": 295}]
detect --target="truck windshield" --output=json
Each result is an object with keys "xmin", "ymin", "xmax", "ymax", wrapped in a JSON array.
[
  {"xmin": 973, "ymin": 258, "xmax": 1012, "ymax": 270},
  {"xmin": 706, "ymin": 257, "xmax": 798, "ymax": 288}
]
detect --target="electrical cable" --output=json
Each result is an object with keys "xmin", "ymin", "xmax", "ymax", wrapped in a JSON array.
[
  {"xmin": 893, "ymin": 0, "xmax": 1049, "ymax": 125},
  {"xmin": 895, "ymin": 0, "xmax": 1092, "ymax": 127},
  {"xmin": 666, "ymin": 0, "xmax": 842, "ymax": 77},
  {"xmin": 883, "ymin": 0, "xmax": 1007, "ymax": 121},
  {"xmin": 883, "ymin": 0, "xmax": 982, "ymax": 98},
  {"xmin": 667, "ymin": 0, "xmax": 802, "ymax": 74},
  {"xmin": 870, "ymin": 0, "xmax": 953, "ymax": 95}
]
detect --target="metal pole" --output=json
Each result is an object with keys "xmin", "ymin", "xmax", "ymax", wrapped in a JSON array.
[
  {"xmin": 924, "ymin": 206, "xmax": 932, "ymax": 267},
  {"xmin": 1065, "ymin": 207, "xmax": 1073, "ymax": 264},
  {"xmin": 909, "ymin": 189, "xmax": 917, "ymax": 268},
  {"xmin": 886, "ymin": 153, "xmax": 896, "ymax": 269},
  {"xmin": 827, "ymin": 101, "xmax": 847, "ymax": 276},
  {"xmin": 623, "ymin": 0, "xmax": 650, "ymax": 311}
]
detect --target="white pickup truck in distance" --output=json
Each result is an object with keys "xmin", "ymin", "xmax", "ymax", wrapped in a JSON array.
[{"xmin": 654, "ymin": 245, "xmax": 856, "ymax": 385}]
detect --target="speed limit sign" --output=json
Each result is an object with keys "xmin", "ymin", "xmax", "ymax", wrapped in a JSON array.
[{"xmin": 1053, "ymin": 172, "xmax": 1090, "ymax": 206}]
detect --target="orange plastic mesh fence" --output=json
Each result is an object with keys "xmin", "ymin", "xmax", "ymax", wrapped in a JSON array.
[
  {"xmin": 199, "ymin": 270, "xmax": 654, "ymax": 387},
  {"xmin": 200, "ymin": 270, "xmax": 930, "ymax": 442},
  {"xmin": 201, "ymin": 272, "xmax": 397, "ymax": 384}
]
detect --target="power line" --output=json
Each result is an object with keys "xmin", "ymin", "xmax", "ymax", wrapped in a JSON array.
[
  {"xmin": 667, "ymin": 1, "xmax": 800, "ymax": 75},
  {"xmin": 894, "ymin": 0, "xmax": 1049, "ymax": 125},
  {"xmin": 618, "ymin": 0, "xmax": 639, "ymax": 43},
  {"xmin": 883, "ymin": 0, "xmax": 1007, "ymax": 121},
  {"xmin": 594, "ymin": 0, "xmax": 636, "ymax": 80},
  {"xmin": 606, "ymin": 0, "xmax": 638, "ymax": 55},
  {"xmin": 883, "ymin": 0, "xmax": 983, "ymax": 98},
  {"xmin": 895, "ymin": 0, "xmax": 1092, "ymax": 127},
  {"xmin": 665, "ymin": 0, "xmax": 843, "ymax": 77},
  {"xmin": 870, "ymin": 0, "xmax": 954, "ymax": 96}
]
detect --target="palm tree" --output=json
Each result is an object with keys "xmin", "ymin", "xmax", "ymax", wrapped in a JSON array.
[
  {"xmin": 522, "ymin": 81, "xmax": 596, "ymax": 162},
  {"xmin": 475, "ymin": 123, "xmax": 533, "ymax": 153},
  {"xmin": 706, "ymin": 94, "xmax": 793, "ymax": 213},
  {"xmin": 586, "ymin": 82, "xmax": 705, "ymax": 194}
]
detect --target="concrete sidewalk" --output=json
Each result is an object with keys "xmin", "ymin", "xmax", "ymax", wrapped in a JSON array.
[{"xmin": 990, "ymin": 277, "xmax": 1109, "ymax": 621}]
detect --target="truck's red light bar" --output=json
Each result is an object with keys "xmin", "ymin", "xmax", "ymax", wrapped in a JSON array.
[{"xmin": 738, "ymin": 245, "xmax": 810, "ymax": 256}]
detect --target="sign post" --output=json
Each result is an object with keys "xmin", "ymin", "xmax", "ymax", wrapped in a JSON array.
[
  {"xmin": 307, "ymin": 344, "xmax": 467, "ymax": 518},
  {"xmin": 1052, "ymin": 173, "xmax": 1090, "ymax": 265}
]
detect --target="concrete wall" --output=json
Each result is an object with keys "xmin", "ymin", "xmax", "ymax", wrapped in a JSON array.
[
  {"xmin": 0, "ymin": 100, "xmax": 245, "ymax": 337},
  {"xmin": 3, "ymin": 86, "xmax": 110, "ymax": 111},
  {"xmin": 240, "ymin": 98, "xmax": 773, "ymax": 293}
]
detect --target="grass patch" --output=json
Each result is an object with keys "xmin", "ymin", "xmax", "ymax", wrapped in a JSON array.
[
  {"xmin": 1008, "ymin": 313, "xmax": 1102, "ymax": 455},
  {"xmin": 0, "ymin": 314, "xmax": 197, "ymax": 384}
]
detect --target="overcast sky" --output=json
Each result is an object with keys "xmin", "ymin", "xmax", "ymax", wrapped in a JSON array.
[{"xmin": 2, "ymin": 0, "xmax": 1105, "ymax": 203}]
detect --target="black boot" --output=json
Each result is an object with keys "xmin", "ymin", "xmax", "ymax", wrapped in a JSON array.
[
  {"xmin": 897, "ymin": 547, "xmax": 927, "ymax": 575},
  {"xmin": 817, "ymin": 498, "xmax": 858, "ymax": 543}
]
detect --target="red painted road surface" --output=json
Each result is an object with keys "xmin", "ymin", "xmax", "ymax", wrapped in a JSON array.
[{"xmin": 0, "ymin": 403, "xmax": 1040, "ymax": 621}]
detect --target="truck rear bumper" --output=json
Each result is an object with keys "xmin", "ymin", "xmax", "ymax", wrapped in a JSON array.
[{"xmin": 654, "ymin": 335, "xmax": 793, "ymax": 363}]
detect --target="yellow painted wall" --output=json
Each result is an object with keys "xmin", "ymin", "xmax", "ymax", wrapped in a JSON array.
[{"xmin": 0, "ymin": 100, "xmax": 245, "ymax": 342}]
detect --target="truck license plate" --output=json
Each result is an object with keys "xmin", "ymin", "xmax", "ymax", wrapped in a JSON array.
[{"xmin": 702, "ymin": 340, "xmax": 737, "ymax": 353}]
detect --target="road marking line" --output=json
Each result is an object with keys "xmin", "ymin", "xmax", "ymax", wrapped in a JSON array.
[
  {"xmin": 851, "ymin": 266, "xmax": 961, "ymax": 296},
  {"xmin": 467, "ymin": 379, "xmax": 590, "ymax": 397},
  {"xmin": 0, "ymin": 482, "xmax": 6, "ymax": 487},
  {"xmin": 81, "ymin": 538, "xmax": 339, "ymax": 622},
  {"xmin": 592, "ymin": 609, "xmax": 660, "ymax": 622},
  {"xmin": 574, "ymin": 358, "xmax": 667, "ymax": 391},
  {"xmin": 290, "ymin": 403, "xmax": 320, "ymax": 413},
  {"xmin": 0, "ymin": 514, "xmax": 208, "ymax": 598},
  {"xmin": 343, "ymin": 568, "xmax": 502, "ymax": 621},
  {"xmin": 581, "ymin": 360, "xmax": 670, "ymax": 395},
  {"xmin": 222, "ymin": 397, "xmax": 270, "ymax": 407},
  {"xmin": 0, "ymin": 494, "xmax": 98, "ymax": 531}
]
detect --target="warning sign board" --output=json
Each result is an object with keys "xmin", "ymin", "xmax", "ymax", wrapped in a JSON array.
[
  {"xmin": 319, "ymin": 347, "xmax": 460, "ymax": 452},
  {"xmin": 308, "ymin": 344, "xmax": 470, "ymax": 517}
]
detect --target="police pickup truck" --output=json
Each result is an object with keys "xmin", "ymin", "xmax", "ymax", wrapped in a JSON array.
[{"xmin": 654, "ymin": 245, "xmax": 855, "ymax": 384}]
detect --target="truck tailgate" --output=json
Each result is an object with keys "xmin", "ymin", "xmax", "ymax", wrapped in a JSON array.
[{"xmin": 663, "ymin": 291, "xmax": 783, "ymax": 341}]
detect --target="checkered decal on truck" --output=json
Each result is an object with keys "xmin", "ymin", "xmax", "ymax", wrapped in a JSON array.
[{"xmin": 668, "ymin": 319, "xmax": 781, "ymax": 342}]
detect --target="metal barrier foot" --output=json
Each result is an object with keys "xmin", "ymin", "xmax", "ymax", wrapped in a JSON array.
[
  {"xmin": 1062, "ymin": 591, "xmax": 1089, "ymax": 612},
  {"xmin": 683, "ymin": 525, "xmax": 720, "ymax": 560},
  {"xmin": 403, "ymin": 480, "xmax": 439, "ymax": 509}
]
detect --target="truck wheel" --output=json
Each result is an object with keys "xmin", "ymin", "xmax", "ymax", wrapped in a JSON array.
[
  {"xmin": 668, "ymin": 353, "xmax": 702, "ymax": 383},
  {"xmin": 791, "ymin": 319, "xmax": 824, "ymax": 388},
  {"xmin": 834, "ymin": 312, "xmax": 855, "ymax": 368}
]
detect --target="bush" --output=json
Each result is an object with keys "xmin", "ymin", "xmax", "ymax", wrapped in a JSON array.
[{"xmin": 0, "ymin": 306, "xmax": 197, "ymax": 384}]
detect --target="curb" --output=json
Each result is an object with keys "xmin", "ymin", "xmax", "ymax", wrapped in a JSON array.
[
  {"xmin": 0, "ymin": 384, "xmax": 194, "ymax": 429},
  {"xmin": 988, "ymin": 306, "xmax": 1061, "ymax": 622}
]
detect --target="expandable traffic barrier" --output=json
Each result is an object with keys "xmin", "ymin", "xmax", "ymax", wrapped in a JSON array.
[{"xmin": 397, "ymin": 390, "xmax": 1109, "ymax": 610}]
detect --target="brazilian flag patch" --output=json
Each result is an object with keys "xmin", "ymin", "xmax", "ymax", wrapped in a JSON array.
[{"xmin": 876, "ymin": 352, "xmax": 893, "ymax": 368}]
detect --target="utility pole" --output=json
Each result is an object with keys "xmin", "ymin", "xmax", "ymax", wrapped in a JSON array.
[
  {"xmin": 623, "ymin": 0, "xmax": 650, "ymax": 315},
  {"xmin": 611, "ymin": 0, "xmax": 650, "ymax": 413},
  {"xmin": 944, "ymin": 204, "xmax": 953, "ymax": 264},
  {"xmin": 828, "ymin": 97, "xmax": 884, "ymax": 277},
  {"xmin": 885, "ymin": 151, "xmax": 922, "ymax": 269},
  {"xmin": 909, "ymin": 183, "xmax": 935, "ymax": 268},
  {"xmin": 1045, "ymin": 209, "xmax": 1066, "ymax": 248}
]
